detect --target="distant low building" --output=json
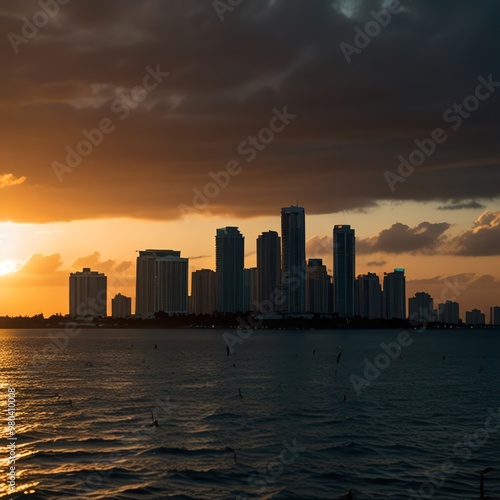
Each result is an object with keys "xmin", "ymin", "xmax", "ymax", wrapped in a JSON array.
[
  {"xmin": 112, "ymin": 293, "xmax": 131, "ymax": 319},
  {"xmin": 438, "ymin": 300, "xmax": 460, "ymax": 324},
  {"xmin": 465, "ymin": 308, "xmax": 485, "ymax": 326},
  {"xmin": 409, "ymin": 292, "xmax": 435, "ymax": 323},
  {"xmin": 492, "ymin": 306, "xmax": 500, "ymax": 326}
]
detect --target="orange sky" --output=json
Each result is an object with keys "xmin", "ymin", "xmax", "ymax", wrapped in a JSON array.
[{"xmin": 0, "ymin": 205, "xmax": 499, "ymax": 318}]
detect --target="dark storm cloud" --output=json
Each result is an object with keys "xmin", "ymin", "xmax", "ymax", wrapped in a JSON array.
[
  {"xmin": 1, "ymin": 0, "xmax": 499, "ymax": 222},
  {"xmin": 357, "ymin": 222, "xmax": 451, "ymax": 254}
]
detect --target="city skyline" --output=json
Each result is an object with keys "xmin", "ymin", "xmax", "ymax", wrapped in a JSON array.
[
  {"xmin": 42, "ymin": 206, "xmax": 499, "ymax": 324},
  {"xmin": 0, "ymin": 205, "xmax": 499, "ymax": 317}
]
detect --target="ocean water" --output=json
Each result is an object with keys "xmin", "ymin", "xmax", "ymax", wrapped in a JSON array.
[{"xmin": 1, "ymin": 327, "xmax": 499, "ymax": 499}]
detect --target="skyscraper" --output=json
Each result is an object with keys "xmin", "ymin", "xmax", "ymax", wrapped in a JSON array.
[
  {"xmin": 356, "ymin": 273, "xmax": 382, "ymax": 319},
  {"xmin": 383, "ymin": 268, "xmax": 406, "ymax": 320},
  {"xmin": 155, "ymin": 255, "xmax": 189, "ymax": 314},
  {"xmin": 281, "ymin": 206, "xmax": 306, "ymax": 314},
  {"xmin": 333, "ymin": 225, "xmax": 355, "ymax": 318},
  {"xmin": 256, "ymin": 230, "xmax": 281, "ymax": 312},
  {"xmin": 191, "ymin": 269, "xmax": 216, "ymax": 315},
  {"xmin": 135, "ymin": 249, "xmax": 184, "ymax": 317},
  {"xmin": 216, "ymin": 227, "xmax": 244, "ymax": 313},
  {"xmin": 306, "ymin": 259, "xmax": 329, "ymax": 313},
  {"xmin": 69, "ymin": 267, "xmax": 107, "ymax": 317}
]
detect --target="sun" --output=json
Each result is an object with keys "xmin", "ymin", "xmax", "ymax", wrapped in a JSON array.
[{"xmin": 0, "ymin": 259, "xmax": 22, "ymax": 276}]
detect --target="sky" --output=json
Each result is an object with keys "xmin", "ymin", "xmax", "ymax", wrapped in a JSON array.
[{"xmin": 0, "ymin": 0, "xmax": 499, "ymax": 318}]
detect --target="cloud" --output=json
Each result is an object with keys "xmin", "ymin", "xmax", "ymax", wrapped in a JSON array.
[
  {"xmin": 407, "ymin": 273, "xmax": 500, "ymax": 312},
  {"xmin": 450, "ymin": 211, "xmax": 500, "ymax": 256},
  {"xmin": 358, "ymin": 222, "xmax": 451, "ymax": 254},
  {"xmin": 0, "ymin": 173, "xmax": 26, "ymax": 189},
  {"xmin": 18, "ymin": 253, "xmax": 64, "ymax": 275},
  {"xmin": 366, "ymin": 260, "xmax": 387, "ymax": 267},
  {"xmin": 0, "ymin": 0, "xmax": 499, "ymax": 222},
  {"xmin": 0, "ymin": 251, "xmax": 134, "ymax": 288},
  {"xmin": 306, "ymin": 235, "xmax": 333, "ymax": 258},
  {"xmin": 71, "ymin": 251, "xmax": 133, "ymax": 275},
  {"xmin": 188, "ymin": 255, "xmax": 211, "ymax": 260},
  {"xmin": 437, "ymin": 200, "xmax": 486, "ymax": 211}
]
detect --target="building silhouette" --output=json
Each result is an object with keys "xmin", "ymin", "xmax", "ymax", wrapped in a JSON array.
[
  {"xmin": 383, "ymin": 268, "xmax": 406, "ymax": 320},
  {"xmin": 408, "ymin": 292, "xmax": 435, "ymax": 323},
  {"xmin": 191, "ymin": 269, "xmax": 216, "ymax": 315},
  {"xmin": 493, "ymin": 306, "xmax": 500, "ymax": 326},
  {"xmin": 306, "ymin": 259, "xmax": 329, "ymax": 313},
  {"xmin": 244, "ymin": 267, "xmax": 258, "ymax": 312},
  {"xmin": 333, "ymin": 225, "xmax": 355, "ymax": 317},
  {"xmin": 155, "ymin": 254, "xmax": 189, "ymax": 314},
  {"xmin": 69, "ymin": 267, "xmax": 107, "ymax": 317},
  {"xmin": 216, "ymin": 227, "xmax": 244, "ymax": 313},
  {"xmin": 438, "ymin": 300, "xmax": 460, "ymax": 324},
  {"xmin": 136, "ymin": 249, "xmax": 187, "ymax": 317},
  {"xmin": 465, "ymin": 308, "xmax": 485, "ymax": 326},
  {"xmin": 112, "ymin": 293, "xmax": 131, "ymax": 318},
  {"xmin": 256, "ymin": 230, "xmax": 281, "ymax": 312},
  {"xmin": 281, "ymin": 206, "xmax": 306, "ymax": 314},
  {"xmin": 356, "ymin": 273, "xmax": 382, "ymax": 319}
]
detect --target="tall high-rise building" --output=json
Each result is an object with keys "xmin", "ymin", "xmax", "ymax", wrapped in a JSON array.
[
  {"xmin": 135, "ymin": 249, "xmax": 184, "ymax": 316},
  {"xmin": 69, "ymin": 268, "xmax": 107, "ymax": 317},
  {"xmin": 155, "ymin": 255, "xmax": 189, "ymax": 314},
  {"xmin": 243, "ymin": 267, "xmax": 258, "ymax": 312},
  {"xmin": 383, "ymin": 268, "xmax": 406, "ymax": 320},
  {"xmin": 465, "ymin": 309, "xmax": 485, "ymax": 326},
  {"xmin": 408, "ymin": 292, "xmax": 435, "ymax": 323},
  {"xmin": 356, "ymin": 273, "xmax": 382, "ymax": 319},
  {"xmin": 306, "ymin": 259, "xmax": 329, "ymax": 313},
  {"xmin": 112, "ymin": 293, "xmax": 131, "ymax": 318},
  {"xmin": 438, "ymin": 300, "xmax": 460, "ymax": 324},
  {"xmin": 281, "ymin": 206, "xmax": 306, "ymax": 314},
  {"xmin": 256, "ymin": 231, "xmax": 281, "ymax": 312},
  {"xmin": 191, "ymin": 269, "xmax": 216, "ymax": 315},
  {"xmin": 216, "ymin": 227, "xmax": 244, "ymax": 313},
  {"xmin": 333, "ymin": 225, "xmax": 355, "ymax": 317}
]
